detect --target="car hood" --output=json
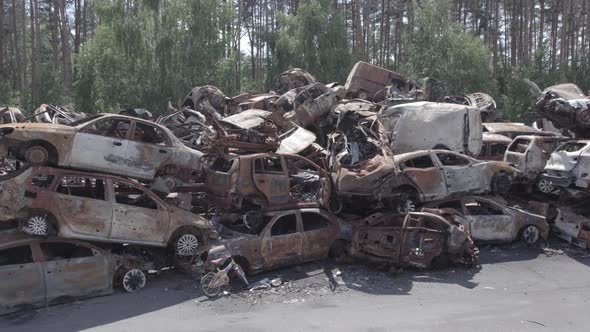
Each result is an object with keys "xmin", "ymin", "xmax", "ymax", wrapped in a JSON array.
[{"xmin": 0, "ymin": 122, "xmax": 77, "ymax": 135}]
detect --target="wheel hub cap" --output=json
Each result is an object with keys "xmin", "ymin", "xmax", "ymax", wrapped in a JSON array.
[
  {"xmin": 123, "ymin": 269, "xmax": 146, "ymax": 292},
  {"xmin": 24, "ymin": 216, "xmax": 48, "ymax": 236},
  {"xmin": 177, "ymin": 234, "xmax": 199, "ymax": 256},
  {"xmin": 27, "ymin": 147, "xmax": 48, "ymax": 165}
]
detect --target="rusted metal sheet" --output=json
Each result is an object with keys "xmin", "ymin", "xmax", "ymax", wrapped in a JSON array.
[
  {"xmin": 205, "ymin": 153, "xmax": 330, "ymax": 212},
  {"xmin": 380, "ymin": 102, "xmax": 483, "ymax": 156},
  {"xmin": 274, "ymin": 69, "xmax": 317, "ymax": 94},
  {"xmin": 348, "ymin": 211, "xmax": 478, "ymax": 268},
  {"xmin": 345, "ymin": 61, "xmax": 416, "ymax": 102},
  {"xmin": 479, "ymin": 133, "xmax": 512, "ymax": 161},
  {"xmin": 204, "ymin": 209, "xmax": 346, "ymax": 274}
]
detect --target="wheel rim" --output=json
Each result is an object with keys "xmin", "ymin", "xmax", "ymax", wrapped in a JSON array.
[
  {"xmin": 24, "ymin": 215, "xmax": 48, "ymax": 236},
  {"xmin": 578, "ymin": 109, "xmax": 590, "ymax": 124},
  {"xmin": 176, "ymin": 234, "xmax": 199, "ymax": 256},
  {"xmin": 537, "ymin": 179, "xmax": 553, "ymax": 193},
  {"xmin": 522, "ymin": 225, "xmax": 539, "ymax": 245},
  {"xmin": 201, "ymin": 273, "xmax": 221, "ymax": 297},
  {"xmin": 26, "ymin": 146, "xmax": 49, "ymax": 165},
  {"xmin": 122, "ymin": 269, "xmax": 146, "ymax": 292}
]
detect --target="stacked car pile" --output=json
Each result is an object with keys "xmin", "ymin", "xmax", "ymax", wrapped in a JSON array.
[{"xmin": 0, "ymin": 62, "xmax": 586, "ymax": 313}]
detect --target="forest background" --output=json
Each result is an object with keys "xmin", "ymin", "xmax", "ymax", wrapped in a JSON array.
[{"xmin": 1, "ymin": 0, "xmax": 588, "ymax": 123}]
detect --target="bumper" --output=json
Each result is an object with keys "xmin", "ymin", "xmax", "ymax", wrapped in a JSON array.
[{"xmin": 542, "ymin": 173, "xmax": 573, "ymax": 188}]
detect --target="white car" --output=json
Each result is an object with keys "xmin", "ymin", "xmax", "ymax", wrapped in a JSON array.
[{"xmin": 542, "ymin": 140, "xmax": 590, "ymax": 192}]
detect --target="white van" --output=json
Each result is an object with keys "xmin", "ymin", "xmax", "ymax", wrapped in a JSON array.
[{"xmin": 378, "ymin": 101, "xmax": 483, "ymax": 156}]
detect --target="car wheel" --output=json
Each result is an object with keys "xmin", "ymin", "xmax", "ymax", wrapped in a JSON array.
[
  {"xmin": 536, "ymin": 178, "xmax": 554, "ymax": 194},
  {"xmin": 121, "ymin": 269, "xmax": 147, "ymax": 293},
  {"xmin": 21, "ymin": 214, "xmax": 53, "ymax": 236},
  {"xmin": 491, "ymin": 172, "xmax": 512, "ymax": 194},
  {"xmin": 521, "ymin": 225, "xmax": 540, "ymax": 245},
  {"xmin": 24, "ymin": 145, "xmax": 50, "ymax": 165},
  {"xmin": 397, "ymin": 190, "xmax": 418, "ymax": 213},
  {"xmin": 175, "ymin": 231, "xmax": 200, "ymax": 257},
  {"xmin": 577, "ymin": 109, "xmax": 590, "ymax": 125},
  {"xmin": 328, "ymin": 198, "xmax": 343, "ymax": 214}
]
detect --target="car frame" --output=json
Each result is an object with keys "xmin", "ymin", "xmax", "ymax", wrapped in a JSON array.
[
  {"xmin": 0, "ymin": 113, "xmax": 203, "ymax": 182},
  {"xmin": 0, "ymin": 167, "xmax": 215, "ymax": 256}
]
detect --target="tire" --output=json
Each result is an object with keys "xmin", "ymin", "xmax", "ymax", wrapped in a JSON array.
[
  {"xmin": 536, "ymin": 178, "xmax": 554, "ymax": 194},
  {"xmin": 173, "ymin": 229, "xmax": 201, "ymax": 257},
  {"xmin": 24, "ymin": 145, "xmax": 50, "ymax": 165},
  {"xmin": 120, "ymin": 269, "xmax": 147, "ymax": 293},
  {"xmin": 491, "ymin": 172, "xmax": 512, "ymax": 194},
  {"xmin": 21, "ymin": 213, "xmax": 55, "ymax": 236},
  {"xmin": 521, "ymin": 225, "xmax": 540, "ymax": 245},
  {"xmin": 200, "ymin": 272, "xmax": 221, "ymax": 298},
  {"xmin": 577, "ymin": 109, "xmax": 590, "ymax": 125},
  {"xmin": 397, "ymin": 189, "xmax": 418, "ymax": 214},
  {"xmin": 328, "ymin": 198, "xmax": 343, "ymax": 214}
]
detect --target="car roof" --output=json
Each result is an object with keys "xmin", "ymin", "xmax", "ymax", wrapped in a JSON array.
[{"xmin": 483, "ymin": 133, "xmax": 512, "ymax": 143}]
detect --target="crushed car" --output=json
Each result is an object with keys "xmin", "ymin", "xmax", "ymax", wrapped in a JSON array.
[
  {"xmin": 0, "ymin": 233, "xmax": 153, "ymax": 315},
  {"xmin": 423, "ymin": 196, "xmax": 549, "ymax": 245},
  {"xmin": 442, "ymin": 92, "xmax": 497, "ymax": 122},
  {"xmin": 205, "ymin": 153, "xmax": 330, "ymax": 212},
  {"xmin": 347, "ymin": 210, "xmax": 479, "ymax": 269},
  {"xmin": 379, "ymin": 101, "xmax": 483, "ymax": 156},
  {"xmin": 0, "ymin": 107, "xmax": 26, "ymax": 124},
  {"xmin": 203, "ymin": 208, "xmax": 350, "ymax": 274},
  {"xmin": 533, "ymin": 82, "xmax": 590, "ymax": 136},
  {"xmin": 274, "ymin": 68, "xmax": 318, "ymax": 94},
  {"xmin": 553, "ymin": 206, "xmax": 590, "ymax": 249},
  {"xmin": 0, "ymin": 113, "xmax": 204, "ymax": 183},
  {"xmin": 33, "ymin": 104, "xmax": 87, "ymax": 125},
  {"xmin": 482, "ymin": 122, "xmax": 558, "ymax": 139},
  {"xmin": 393, "ymin": 150, "xmax": 517, "ymax": 210},
  {"xmin": 504, "ymin": 135, "xmax": 568, "ymax": 192},
  {"xmin": 0, "ymin": 167, "xmax": 216, "ymax": 256},
  {"xmin": 345, "ymin": 61, "xmax": 417, "ymax": 102}
]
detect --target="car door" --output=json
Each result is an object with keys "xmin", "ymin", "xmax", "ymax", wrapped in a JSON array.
[
  {"xmin": 40, "ymin": 241, "xmax": 112, "ymax": 304},
  {"xmin": 434, "ymin": 151, "xmax": 482, "ymax": 194},
  {"xmin": 504, "ymin": 137, "xmax": 532, "ymax": 172},
  {"xmin": 123, "ymin": 121, "xmax": 173, "ymax": 180},
  {"xmin": 53, "ymin": 175, "xmax": 112, "ymax": 238},
  {"xmin": 300, "ymin": 211, "xmax": 338, "ymax": 261},
  {"xmin": 109, "ymin": 179, "xmax": 170, "ymax": 244},
  {"xmin": 0, "ymin": 244, "xmax": 45, "ymax": 315},
  {"xmin": 260, "ymin": 212, "xmax": 303, "ymax": 269},
  {"xmin": 283, "ymin": 155, "xmax": 330, "ymax": 208},
  {"xmin": 252, "ymin": 156, "xmax": 290, "ymax": 206},
  {"xmin": 400, "ymin": 214, "xmax": 447, "ymax": 268},
  {"xmin": 463, "ymin": 198, "xmax": 514, "ymax": 242},
  {"xmin": 70, "ymin": 117, "xmax": 132, "ymax": 174},
  {"xmin": 399, "ymin": 153, "xmax": 447, "ymax": 200}
]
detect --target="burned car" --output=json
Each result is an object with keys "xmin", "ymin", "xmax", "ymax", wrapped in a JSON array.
[
  {"xmin": 542, "ymin": 140, "xmax": 590, "ymax": 195},
  {"xmin": 347, "ymin": 210, "xmax": 479, "ymax": 268},
  {"xmin": 423, "ymin": 196, "xmax": 549, "ymax": 245},
  {"xmin": 553, "ymin": 206, "xmax": 590, "ymax": 249},
  {"xmin": 533, "ymin": 83, "xmax": 590, "ymax": 135},
  {"xmin": 479, "ymin": 133, "xmax": 512, "ymax": 161},
  {"xmin": 204, "ymin": 208, "xmax": 350, "ymax": 274},
  {"xmin": 33, "ymin": 104, "xmax": 87, "ymax": 125},
  {"xmin": 0, "ymin": 167, "xmax": 216, "ymax": 256},
  {"xmin": 393, "ymin": 150, "xmax": 517, "ymax": 210},
  {"xmin": 345, "ymin": 61, "xmax": 417, "ymax": 102},
  {"xmin": 504, "ymin": 135, "xmax": 567, "ymax": 192},
  {"xmin": 442, "ymin": 92, "xmax": 497, "ymax": 122},
  {"xmin": 482, "ymin": 122, "xmax": 557, "ymax": 139},
  {"xmin": 379, "ymin": 102, "xmax": 483, "ymax": 156},
  {"xmin": 0, "ymin": 107, "xmax": 26, "ymax": 124},
  {"xmin": 0, "ymin": 234, "xmax": 153, "ymax": 315},
  {"xmin": 205, "ymin": 153, "xmax": 330, "ymax": 212},
  {"xmin": 274, "ymin": 68, "xmax": 318, "ymax": 94},
  {"xmin": 0, "ymin": 113, "xmax": 203, "ymax": 182}
]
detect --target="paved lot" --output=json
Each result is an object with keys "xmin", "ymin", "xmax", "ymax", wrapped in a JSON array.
[{"xmin": 2, "ymin": 241, "xmax": 590, "ymax": 332}]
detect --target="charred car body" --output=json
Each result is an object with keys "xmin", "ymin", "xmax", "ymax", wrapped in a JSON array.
[
  {"xmin": 0, "ymin": 233, "xmax": 153, "ymax": 315},
  {"xmin": 347, "ymin": 210, "xmax": 479, "ymax": 269},
  {"xmin": 423, "ymin": 196, "xmax": 549, "ymax": 245},
  {"xmin": 542, "ymin": 140, "xmax": 590, "ymax": 195},
  {"xmin": 0, "ymin": 167, "xmax": 215, "ymax": 256},
  {"xmin": 0, "ymin": 113, "xmax": 203, "ymax": 183}
]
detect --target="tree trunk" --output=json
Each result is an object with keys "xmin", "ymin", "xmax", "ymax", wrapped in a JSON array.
[
  {"xmin": 29, "ymin": 0, "xmax": 38, "ymax": 103},
  {"xmin": 57, "ymin": 0, "xmax": 72, "ymax": 87}
]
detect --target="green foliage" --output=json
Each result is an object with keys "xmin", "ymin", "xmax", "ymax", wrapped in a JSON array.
[
  {"xmin": 75, "ymin": 0, "xmax": 228, "ymax": 114},
  {"xmin": 404, "ymin": 0, "xmax": 495, "ymax": 95}
]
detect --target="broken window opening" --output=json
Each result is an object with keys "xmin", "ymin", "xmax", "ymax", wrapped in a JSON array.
[
  {"xmin": 402, "ymin": 155, "xmax": 435, "ymax": 169},
  {"xmin": 40, "ymin": 242, "xmax": 94, "ymax": 261},
  {"xmin": 508, "ymin": 138, "xmax": 531, "ymax": 153},
  {"xmin": 465, "ymin": 200, "xmax": 504, "ymax": 215},
  {"xmin": 113, "ymin": 181, "xmax": 159, "ymax": 210},
  {"xmin": 285, "ymin": 156, "xmax": 321, "ymax": 203},
  {"xmin": 254, "ymin": 157, "xmax": 284, "ymax": 174},
  {"xmin": 436, "ymin": 153, "xmax": 471, "ymax": 166},
  {"xmin": 271, "ymin": 214, "xmax": 298, "ymax": 236},
  {"xmin": 301, "ymin": 212, "xmax": 330, "ymax": 231},
  {"xmin": 210, "ymin": 157, "xmax": 234, "ymax": 173},
  {"xmin": 557, "ymin": 142, "xmax": 588, "ymax": 153},
  {"xmin": 490, "ymin": 143, "xmax": 508, "ymax": 156},
  {"xmin": 81, "ymin": 118, "xmax": 132, "ymax": 139},
  {"xmin": 0, "ymin": 245, "xmax": 34, "ymax": 266},
  {"xmin": 133, "ymin": 122, "xmax": 169, "ymax": 146},
  {"xmin": 56, "ymin": 176, "xmax": 106, "ymax": 201}
]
